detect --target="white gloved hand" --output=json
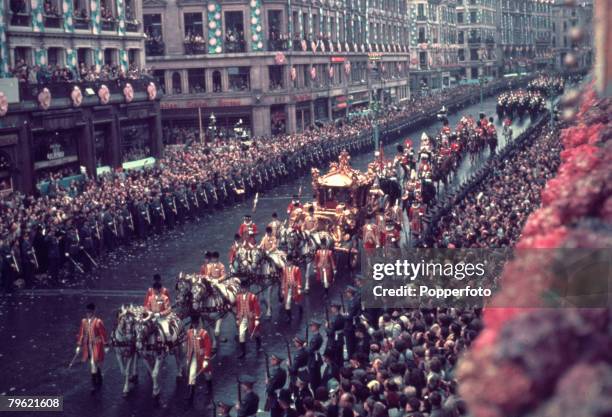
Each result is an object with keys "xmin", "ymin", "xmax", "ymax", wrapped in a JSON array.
[
  {"xmin": 75, "ymin": 346, "xmax": 81, "ymax": 354},
  {"xmin": 104, "ymin": 347, "xmax": 109, "ymax": 353},
  {"xmin": 154, "ymin": 313, "xmax": 160, "ymax": 319},
  {"xmin": 202, "ymin": 360, "xmax": 209, "ymax": 369},
  {"xmin": 254, "ymin": 320, "xmax": 260, "ymax": 328}
]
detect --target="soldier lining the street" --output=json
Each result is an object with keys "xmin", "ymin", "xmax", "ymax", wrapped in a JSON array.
[
  {"xmin": 266, "ymin": 353, "xmax": 287, "ymax": 417},
  {"xmin": 236, "ymin": 375, "xmax": 259, "ymax": 417}
]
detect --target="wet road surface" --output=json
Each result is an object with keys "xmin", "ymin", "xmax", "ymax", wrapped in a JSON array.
[{"xmin": 0, "ymin": 95, "xmax": 536, "ymax": 417}]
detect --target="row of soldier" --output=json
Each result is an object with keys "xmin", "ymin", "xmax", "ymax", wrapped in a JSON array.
[{"xmin": 0, "ymin": 130, "xmax": 373, "ymax": 293}]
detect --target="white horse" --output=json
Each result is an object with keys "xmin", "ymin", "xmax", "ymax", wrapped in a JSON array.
[
  {"xmin": 133, "ymin": 309, "xmax": 185, "ymax": 400},
  {"xmin": 110, "ymin": 305, "xmax": 141, "ymax": 397},
  {"xmin": 183, "ymin": 273, "xmax": 240, "ymax": 349},
  {"xmin": 233, "ymin": 246, "xmax": 285, "ymax": 316}
]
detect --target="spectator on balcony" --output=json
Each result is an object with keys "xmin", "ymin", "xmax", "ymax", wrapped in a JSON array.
[
  {"xmin": 43, "ymin": 0, "xmax": 60, "ymax": 17},
  {"xmin": 10, "ymin": 0, "xmax": 26, "ymax": 14}
]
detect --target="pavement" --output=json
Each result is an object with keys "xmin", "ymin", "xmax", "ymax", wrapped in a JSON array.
[{"xmin": 0, "ymin": 95, "xmax": 537, "ymax": 417}]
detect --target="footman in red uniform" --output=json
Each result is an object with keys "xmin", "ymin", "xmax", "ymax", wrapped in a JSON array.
[{"xmin": 76, "ymin": 303, "xmax": 108, "ymax": 393}]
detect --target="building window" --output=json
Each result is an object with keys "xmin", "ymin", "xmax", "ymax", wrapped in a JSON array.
[
  {"xmin": 128, "ymin": 49, "xmax": 140, "ymax": 67},
  {"xmin": 458, "ymin": 49, "xmax": 465, "ymax": 61},
  {"xmin": 471, "ymin": 67, "xmax": 478, "ymax": 78},
  {"xmin": 267, "ymin": 10, "xmax": 285, "ymax": 51},
  {"xmin": 417, "ymin": 4, "xmax": 425, "ymax": 20},
  {"xmin": 100, "ymin": 0, "xmax": 117, "ymax": 30},
  {"xmin": 103, "ymin": 49, "xmax": 117, "ymax": 66},
  {"xmin": 184, "ymin": 13, "xmax": 205, "ymax": 55},
  {"xmin": 418, "ymin": 27, "xmax": 426, "ymax": 43},
  {"xmin": 121, "ymin": 123, "xmax": 151, "ymax": 163},
  {"xmin": 269, "ymin": 66, "xmax": 284, "ymax": 90},
  {"xmin": 153, "ymin": 70, "xmax": 166, "ymax": 94},
  {"xmin": 228, "ymin": 67, "xmax": 250, "ymax": 91},
  {"xmin": 458, "ymin": 31, "xmax": 464, "ymax": 44},
  {"xmin": 145, "ymin": 14, "xmax": 164, "ymax": 56},
  {"xmin": 33, "ymin": 131, "xmax": 80, "ymax": 182},
  {"xmin": 457, "ymin": 12, "xmax": 463, "ymax": 24},
  {"xmin": 470, "ymin": 48, "xmax": 478, "ymax": 60},
  {"xmin": 47, "ymin": 47, "xmax": 63, "ymax": 66},
  {"xmin": 419, "ymin": 52, "xmax": 427, "ymax": 69},
  {"xmin": 212, "ymin": 70, "xmax": 222, "ymax": 92},
  {"xmin": 470, "ymin": 11, "xmax": 477, "ymax": 24},
  {"xmin": 188, "ymin": 68, "xmax": 206, "ymax": 93},
  {"xmin": 225, "ymin": 11, "xmax": 245, "ymax": 53},
  {"xmin": 172, "ymin": 72, "xmax": 182, "ymax": 94},
  {"xmin": 76, "ymin": 48, "xmax": 92, "ymax": 68}
]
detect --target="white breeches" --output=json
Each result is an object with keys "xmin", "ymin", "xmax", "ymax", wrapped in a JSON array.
[
  {"xmin": 188, "ymin": 355, "xmax": 198, "ymax": 386},
  {"xmin": 238, "ymin": 318, "xmax": 249, "ymax": 343},
  {"xmin": 285, "ymin": 287, "xmax": 292, "ymax": 311},
  {"xmin": 322, "ymin": 269, "xmax": 329, "ymax": 289},
  {"xmin": 88, "ymin": 342, "xmax": 98, "ymax": 374},
  {"xmin": 305, "ymin": 263, "xmax": 313, "ymax": 289}
]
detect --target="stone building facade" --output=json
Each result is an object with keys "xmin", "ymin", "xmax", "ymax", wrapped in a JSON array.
[
  {"xmin": 143, "ymin": 0, "xmax": 412, "ymax": 136},
  {"xmin": 0, "ymin": 0, "xmax": 145, "ymax": 75}
]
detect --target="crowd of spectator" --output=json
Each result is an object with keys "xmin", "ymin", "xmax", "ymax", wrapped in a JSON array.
[
  {"xmin": 9, "ymin": 60, "xmax": 150, "ymax": 84},
  {"xmin": 432, "ymin": 122, "xmax": 562, "ymax": 248}
]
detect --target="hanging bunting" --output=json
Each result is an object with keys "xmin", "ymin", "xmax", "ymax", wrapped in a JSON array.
[
  {"xmin": 288, "ymin": 0, "xmax": 293, "ymax": 37},
  {"xmin": 0, "ymin": 1, "xmax": 9, "ymax": 77},
  {"xmin": 249, "ymin": 0, "xmax": 264, "ymax": 51},
  {"xmin": 119, "ymin": 49, "xmax": 129, "ymax": 72},
  {"xmin": 91, "ymin": 0, "xmax": 101, "ymax": 35},
  {"xmin": 207, "ymin": 2, "xmax": 222, "ymax": 54},
  {"xmin": 34, "ymin": 49, "xmax": 47, "ymax": 66},
  {"xmin": 117, "ymin": 0, "xmax": 126, "ymax": 36},
  {"xmin": 63, "ymin": 0, "xmax": 74, "ymax": 33},
  {"xmin": 66, "ymin": 48, "xmax": 78, "ymax": 73},
  {"xmin": 94, "ymin": 48, "xmax": 103, "ymax": 71},
  {"xmin": 31, "ymin": 0, "xmax": 45, "ymax": 33}
]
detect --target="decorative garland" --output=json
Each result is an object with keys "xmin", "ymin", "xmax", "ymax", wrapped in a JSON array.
[
  {"xmin": 458, "ymin": 83, "xmax": 611, "ymax": 417},
  {"xmin": 32, "ymin": 0, "xmax": 45, "ymax": 33},
  {"xmin": 207, "ymin": 2, "xmax": 222, "ymax": 54},
  {"xmin": 62, "ymin": 0, "xmax": 74, "ymax": 33},
  {"xmin": 119, "ymin": 49, "xmax": 129, "ymax": 72},
  {"xmin": 117, "ymin": 0, "xmax": 126, "ymax": 36},
  {"xmin": 66, "ymin": 48, "xmax": 77, "ymax": 73},
  {"xmin": 91, "ymin": 0, "xmax": 101, "ymax": 35},
  {"xmin": 249, "ymin": 0, "xmax": 264, "ymax": 52},
  {"xmin": 94, "ymin": 48, "xmax": 103, "ymax": 71},
  {"xmin": 34, "ymin": 49, "xmax": 47, "ymax": 66},
  {"xmin": 0, "ymin": 1, "xmax": 8, "ymax": 77}
]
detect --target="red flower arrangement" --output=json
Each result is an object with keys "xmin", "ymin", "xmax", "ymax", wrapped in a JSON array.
[{"xmin": 458, "ymin": 83, "xmax": 611, "ymax": 417}]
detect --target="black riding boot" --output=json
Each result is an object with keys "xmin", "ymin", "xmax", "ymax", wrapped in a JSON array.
[
  {"xmin": 185, "ymin": 385, "xmax": 195, "ymax": 404},
  {"xmin": 96, "ymin": 371, "xmax": 103, "ymax": 387},
  {"xmin": 256, "ymin": 337, "xmax": 262, "ymax": 352},
  {"xmin": 238, "ymin": 342, "xmax": 247, "ymax": 359},
  {"xmin": 90, "ymin": 373, "xmax": 98, "ymax": 394},
  {"xmin": 298, "ymin": 305, "xmax": 303, "ymax": 320},
  {"xmin": 285, "ymin": 309, "xmax": 292, "ymax": 323},
  {"xmin": 206, "ymin": 379, "xmax": 213, "ymax": 394}
]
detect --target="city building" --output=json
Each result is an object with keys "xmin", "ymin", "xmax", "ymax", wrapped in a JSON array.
[
  {"xmin": 455, "ymin": 0, "xmax": 499, "ymax": 82},
  {"xmin": 143, "ymin": 0, "xmax": 412, "ymax": 137},
  {"xmin": 1, "ymin": 0, "xmax": 145, "ymax": 76},
  {"xmin": 0, "ymin": 0, "xmax": 161, "ymax": 194},
  {"xmin": 406, "ymin": 0, "xmax": 461, "ymax": 94},
  {"xmin": 551, "ymin": 0, "xmax": 593, "ymax": 72},
  {"xmin": 498, "ymin": 0, "xmax": 553, "ymax": 75}
]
